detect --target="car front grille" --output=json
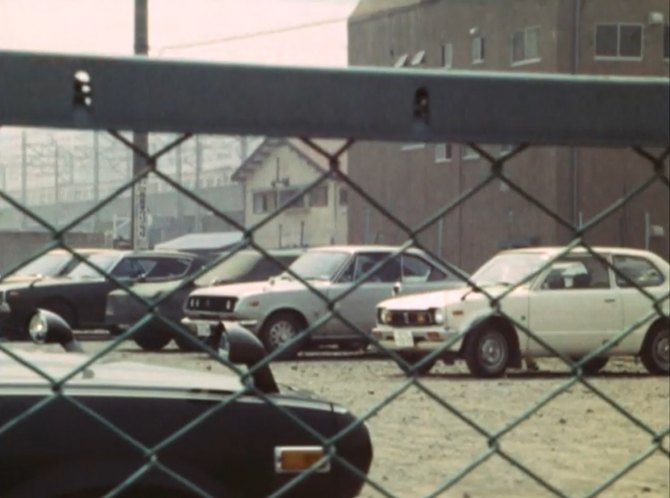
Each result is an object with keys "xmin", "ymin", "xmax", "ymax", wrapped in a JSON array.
[
  {"xmin": 387, "ymin": 310, "xmax": 434, "ymax": 327},
  {"xmin": 186, "ymin": 296, "xmax": 237, "ymax": 313}
]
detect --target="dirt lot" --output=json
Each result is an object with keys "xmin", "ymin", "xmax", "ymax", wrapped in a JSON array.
[{"xmin": 12, "ymin": 338, "xmax": 670, "ymax": 498}]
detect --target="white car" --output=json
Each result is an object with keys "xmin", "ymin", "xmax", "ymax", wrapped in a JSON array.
[
  {"xmin": 373, "ymin": 247, "xmax": 669, "ymax": 377},
  {"xmin": 182, "ymin": 245, "xmax": 464, "ymax": 357}
]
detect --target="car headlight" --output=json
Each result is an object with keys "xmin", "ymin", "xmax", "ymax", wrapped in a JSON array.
[
  {"xmin": 377, "ymin": 307, "xmax": 391, "ymax": 325},
  {"xmin": 431, "ymin": 308, "xmax": 445, "ymax": 325}
]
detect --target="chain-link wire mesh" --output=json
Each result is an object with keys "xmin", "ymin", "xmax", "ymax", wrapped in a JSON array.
[{"xmin": 1, "ymin": 51, "xmax": 669, "ymax": 497}]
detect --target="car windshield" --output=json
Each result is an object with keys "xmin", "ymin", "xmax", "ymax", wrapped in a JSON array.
[
  {"xmin": 195, "ymin": 252, "xmax": 262, "ymax": 286},
  {"xmin": 287, "ymin": 251, "xmax": 350, "ymax": 281},
  {"xmin": 12, "ymin": 252, "xmax": 71, "ymax": 277},
  {"xmin": 471, "ymin": 252, "xmax": 550, "ymax": 286},
  {"xmin": 68, "ymin": 252, "xmax": 120, "ymax": 279}
]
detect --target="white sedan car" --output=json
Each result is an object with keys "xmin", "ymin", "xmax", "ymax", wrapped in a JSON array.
[
  {"xmin": 373, "ymin": 247, "xmax": 669, "ymax": 377},
  {"xmin": 182, "ymin": 245, "xmax": 463, "ymax": 357}
]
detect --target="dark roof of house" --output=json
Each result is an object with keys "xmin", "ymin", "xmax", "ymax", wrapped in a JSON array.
[
  {"xmin": 154, "ymin": 232, "xmax": 244, "ymax": 252},
  {"xmin": 231, "ymin": 138, "xmax": 348, "ymax": 183}
]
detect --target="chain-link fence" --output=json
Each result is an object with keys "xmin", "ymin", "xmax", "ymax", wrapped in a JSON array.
[{"xmin": 1, "ymin": 51, "xmax": 669, "ymax": 497}]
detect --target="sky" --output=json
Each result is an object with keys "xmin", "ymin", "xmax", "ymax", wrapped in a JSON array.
[{"xmin": 0, "ymin": 0, "xmax": 357, "ymax": 66}]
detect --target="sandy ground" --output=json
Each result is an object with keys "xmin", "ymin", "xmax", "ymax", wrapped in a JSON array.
[{"xmin": 8, "ymin": 337, "xmax": 670, "ymax": 498}]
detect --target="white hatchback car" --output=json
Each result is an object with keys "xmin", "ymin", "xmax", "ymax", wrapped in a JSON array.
[{"xmin": 373, "ymin": 247, "xmax": 669, "ymax": 377}]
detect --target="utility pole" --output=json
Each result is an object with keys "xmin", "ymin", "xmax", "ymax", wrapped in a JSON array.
[
  {"xmin": 131, "ymin": 0, "xmax": 149, "ymax": 249},
  {"xmin": 93, "ymin": 131, "xmax": 100, "ymax": 229},
  {"xmin": 21, "ymin": 130, "xmax": 27, "ymax": 229},
  {"xmin": 194, "ymin": 135, "xmax": 202, "ymax": 232},
  {"xmin": 175, "ymin": 142, "xmax": 184, "ymax": 233},
  {"xmin": 54, "ymin": 144, "xmax": 59, "ymax": 204}
]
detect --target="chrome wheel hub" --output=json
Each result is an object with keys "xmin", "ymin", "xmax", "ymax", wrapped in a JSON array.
[
  {"xmin": 653, "ymin": 333, "xmax": 669, "ymax": 367},
  {"xmin": 480, "ymin": 332, "xmax": 506, "ymax": 369},
  {"xmin": 269, "ymin": 321, "xmax": 295, "ymax": 347}
]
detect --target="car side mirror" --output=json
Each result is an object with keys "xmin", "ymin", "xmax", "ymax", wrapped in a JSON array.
[
  {"xmin": 392, "ymin": 281, "xmax": 401, "ymax": 296},
  {"xmin": 29, "ymin": 308, "xmax": 84, "ymax": 353},
  {"xmin": 209, "ymin": 321, "xmax": 279, "ymax": 394}
]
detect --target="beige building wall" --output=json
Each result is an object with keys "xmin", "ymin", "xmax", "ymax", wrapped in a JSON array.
[{"xmin": 347, "ymin": 0, "xmax": 669, "ymax": 272}]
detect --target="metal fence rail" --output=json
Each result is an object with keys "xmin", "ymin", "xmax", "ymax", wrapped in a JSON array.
[{"xmin": 1, "ymin": 50, "xmax": 669, "ymax": 498}]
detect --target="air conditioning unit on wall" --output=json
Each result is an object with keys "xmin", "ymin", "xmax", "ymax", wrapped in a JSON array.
[{"xmin": 647, "ymin": 11, "xmax": 664, "ymax": 25}]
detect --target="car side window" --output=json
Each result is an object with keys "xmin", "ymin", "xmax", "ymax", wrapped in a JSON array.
[
  {"xmin": 143, "ymin": 258, "xmax": 191, "ymax": 278},
  {"xmin": 110, "ymin": 258, "xmax": 146, "ymax": 278},
  {"xmin": 540, "ymin": 256, "xmax": 610, "ymax": 290},
  {"xmin": 613, "ymin": 255, "xmax": 665, "ymax": 288},
  {"xmin": 401, "ymin": 254, "xmax": 446, "ymax": 282},
  {"xmin": 339, "ymin": 253, "xmax": 399, "ymax": 283},
  {"xmin": 248, "ymin": 258, "xmax": 285, "ymax": 281}
]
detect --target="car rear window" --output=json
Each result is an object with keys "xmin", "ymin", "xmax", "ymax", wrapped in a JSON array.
[{"xmin": 613, "ymin": 255, "xmax": 665, "ymax": 288}]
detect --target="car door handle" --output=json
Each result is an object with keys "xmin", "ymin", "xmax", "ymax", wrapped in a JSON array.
[{"xmin": 604, "ymin": 298, "xmax": 616, "ymax": 303}]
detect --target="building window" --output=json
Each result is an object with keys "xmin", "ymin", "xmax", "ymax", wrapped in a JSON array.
[
  {"xmin": 664, "ymin": 24, "xmax": 669, "ymax": 59},
  {"xmin": 511, "ymin": 26, "xmax": 540, "ymax": 65},
  {"xmin": 595, "ymin": 23, "xmax": 643, "ymax": 59},
  {"xmin": 462, "ymin": 145, "xmax": 480, "ymax": 160},
  {"xmin": 279, "ymin": 188, "xmax": 305, "ymax": 209},
  {"xmin": 339, "ymin": 188, "xmax": 348, "ymax": 206},
  {"xmin": 401, "ymin": 143, "xmax": 426, "ymax": 152},
  {"xmin": 499, "ymin": 144, "xmax": 514, "ymax": 156},
  {"xmin": 410, "ymin": 50, "xmax": 426, "ymax": 66},
  {"xmin": 309, "ymin": 185, "xmax": 328, "ymax": 207},
  {"xmin": 252, "ymin": 191, "xmax": 277, "ymax": 214},
  {"xmin": 435, "ymin": 143, "xmax": 452, "ymax": 163},
  {"xmin": 394, "ymin": 53, "xmax": 408, "ymax": 67},
  {"xmin": 441, "ymin": 43, "xmax": 453, "ymax": 69},
  {"xmin": 472, "ymin": 36, "xmax": 485, "ymax": 63}
]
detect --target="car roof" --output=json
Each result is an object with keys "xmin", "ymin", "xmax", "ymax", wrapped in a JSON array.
[
  {"xmin": 45, "ymin": 247, "xmax": 118, "ymax": 255},
  {"xmin": 498, "ymin": 246, "xmax": 664, "ymax": 259},
  {"xmin": 306, "ymin": 245, "xmax": 428, "ymax": 254},
  {"xmin": 129, "ymin": 249, "xmax": 201, "ymax": 259}
]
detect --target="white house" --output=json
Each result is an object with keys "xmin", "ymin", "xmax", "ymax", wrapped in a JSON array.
[{"xmin": 231, "ymin": 138, "xmax": 349, "ymax": 248}]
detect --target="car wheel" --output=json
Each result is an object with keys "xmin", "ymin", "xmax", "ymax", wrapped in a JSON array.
[
  {"xmin": 641, "ymin": 325, "xmax": 670, "ymax": 375},
  {"xmin": 398, "ymin": 351, "xmax": 437, "ymax": 376},
  {"xmin": 133, "ymin": 326, "xmax": 172, "ymax": 351},
  {"xmin": 174, "ymin": 333, "xmax": 203, "ymax": 352},
  {"xmin": 42, "ymin": 299, "xmax": 77, "ymax": 328},
  {"xmin": 260, "ymin": 312, "xmax": 304, "ymax": 359},
  {"xmin": 580, "ymin": 356, "xmax": 609, "ymax": 375},
  {"xmin": 465, "ymin": 327, "xmax": 510, "ymax": 378}
]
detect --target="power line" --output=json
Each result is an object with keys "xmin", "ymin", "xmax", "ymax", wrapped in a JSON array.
[{"xmin": 155, "ymin": 16, "xmax": 347, "ymax": 55}]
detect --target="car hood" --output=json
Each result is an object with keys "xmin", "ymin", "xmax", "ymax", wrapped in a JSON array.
[
  {"xmin": 189, "ymin": 278, "xmax": 319, "ymax": 299},
  {"xmin": 377, "ymin": 284, "xmax": 513, "ymax": 310},
  {"xmin": 1, "ymin": 349, "xmax": 245, "ymax": 394}
]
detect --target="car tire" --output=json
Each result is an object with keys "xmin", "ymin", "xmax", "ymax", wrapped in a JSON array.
[
  {"xmin": 260, "ymin": 312, "xmax": 304, "ymax": 360},
  {"xmin": 133, "ymin": 326, "xmax": 172, "ymax": 351},
  {"xmin": 641, "ymin": 324, "xmax": 670, "ymax": 375},
  {"xmin": 41, "ymin": 299, "xmax": 77, "ymax": 328},
  {"xmin": 581, "ymin": 356, "xmax": 609, "ymax": 375},
  {"xmin": 465, "ymin": 326, "xmax": 510, "ymax": 378},
  {"xmin": 399, "ymin": 351, "xmax": 437, "ymax": 376},
  {"xmin": 174, "ymin": 333, "xmax": 203, "ymax": 352}
]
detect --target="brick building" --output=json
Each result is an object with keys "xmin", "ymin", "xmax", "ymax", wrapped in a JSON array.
[{"xmin": 347, "ymin": 0, "xmax": 669, "ymax": 271}]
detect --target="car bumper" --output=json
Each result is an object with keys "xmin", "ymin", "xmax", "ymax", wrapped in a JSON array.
[
  {"xmin": 181, "ymin": 316, "xmax": 260, "ymax": 338},
  {"xmin": 371, "ymin": 326, "xmax": 464, "ymax": 353}
]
